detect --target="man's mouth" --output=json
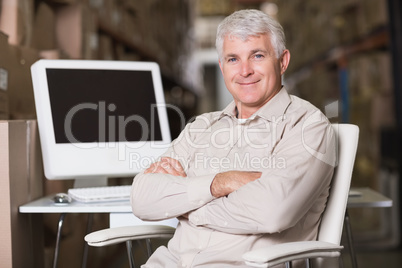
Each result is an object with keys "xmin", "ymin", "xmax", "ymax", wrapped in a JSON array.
[{"xmin": 238, "ymin": 80, "xmax": 259, "ymax": 86}]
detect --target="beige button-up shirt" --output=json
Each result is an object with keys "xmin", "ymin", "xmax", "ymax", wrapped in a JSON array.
[{"xmin": 131, "ymin": 87, "xmax": 336, "ymax": 267}]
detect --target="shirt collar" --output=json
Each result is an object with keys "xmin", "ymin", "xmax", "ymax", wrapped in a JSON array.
[
  {"xmin": 220, "ymin": 101, "xmax": 237, "ymax": 119},
  {"xmin": 219, "ymin": 87, "xmax": 292, "ymax": 122}
]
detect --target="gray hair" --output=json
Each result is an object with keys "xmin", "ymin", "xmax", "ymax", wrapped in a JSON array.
[{"xmin": 216, "ymin": 9, "xmax": 286, "ymax": 61}]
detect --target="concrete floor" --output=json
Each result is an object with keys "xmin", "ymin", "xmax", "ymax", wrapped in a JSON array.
[{"xmin": 342, "ymin": 248, "xmax": 402, "ymax": 268}]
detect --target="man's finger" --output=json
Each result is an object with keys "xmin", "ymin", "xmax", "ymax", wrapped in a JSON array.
[
  {"xmin": 161, "ymin": 157, "xmax": 187, "ymax": 177},
  {"xmin": 144, "ymin": 157, "xmax": 187, "ymax": 177}
]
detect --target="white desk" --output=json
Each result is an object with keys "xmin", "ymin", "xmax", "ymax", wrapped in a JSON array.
[
  {"xmin": 19, "ymin": 196, "xmax": 132, "ymax": 214},
  {"xmin": 19, "ymin": 194, "xmax": 178, "ymax": 226},
  {"xmin": 345, "ymin": 187, "xmax": 392, "ymax": 268},
  {"xmin": 19, "ymin": 187, "xmax": 392, "ymax": 268},
  {"xmin": 19, "ymin": 196, "xmax": 177, "ymax": 268},
  {"xmin": 347, "ymin": 187, "xmax": 392, "ymax": 208}
]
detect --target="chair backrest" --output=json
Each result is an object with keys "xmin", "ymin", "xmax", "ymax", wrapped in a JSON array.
[{"xmin": 317, "ymin": 124, "xmax": 359, "ymax": 244}]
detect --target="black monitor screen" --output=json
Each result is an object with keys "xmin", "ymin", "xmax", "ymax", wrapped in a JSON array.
[{"xmin": 46, "ymin": 68, "xmax": 162, "ymax": 144}]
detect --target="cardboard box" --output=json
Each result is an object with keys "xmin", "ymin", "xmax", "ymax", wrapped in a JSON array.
[
  {"xmin": 0, "ymin": 30, "xmax": 40, "ymax": 119},
  {"xmin": 53, "ymin": 2, "xmax": 98, "ymax": 59},
  {"xmin": 0, "ymin": 32, "xmax": 10, "ymax": 120},
  {"xmin": 362, "ymin": 0, "xmax": 388, "ymax": 34},
  {"xmin": 0, "ymin": 0, "xmax": 34, "ymax": 46},
  {"xmin": 0, "ymin": 90, "xmax": 8, "ymax": 120},
  {"xmin": 7, "ymin": 45, "xmax": 40, "ymax": 119},
  {"xmin": 0, "ymin": 120, "xmax": 44, "ymax": 268},
  {"xmin": 31, "ymin": 2, "xmax": 57, "ymax": 51}
]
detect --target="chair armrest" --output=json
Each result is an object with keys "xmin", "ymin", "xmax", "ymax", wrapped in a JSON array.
[
  {"xmin": 242, "ymin": 241, "xmax": 343, "ymax": 268},
  {"xmin": 85, "ymin": 225, "xmax": 175, "ymax": 247}
]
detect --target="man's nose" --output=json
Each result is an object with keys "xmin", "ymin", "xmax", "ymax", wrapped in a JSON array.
[{"xmin": 240, "ymin": 61, "xmax": 254, "ymax": 77}]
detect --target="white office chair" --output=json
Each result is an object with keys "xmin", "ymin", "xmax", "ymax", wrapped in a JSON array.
[
  {"xmin": 243, "ymin": 123, "xmax": 359, "ymax": 267},
  {"xmin": 85, "ymin": 224, "xmax": 175, "ymax": 267},
  {"xmin": 85, "ymin": 124, "xmax": 359, "ymax": 268}
]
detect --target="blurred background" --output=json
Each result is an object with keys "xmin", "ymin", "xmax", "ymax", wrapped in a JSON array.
[{"xmin": 0, "ymin": 0, "xmax": 401, "ymax": 267}]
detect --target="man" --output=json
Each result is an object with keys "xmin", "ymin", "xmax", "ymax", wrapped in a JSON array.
[{"xmin": 131, "ymin": 9, "xmax": 336, "ymax": 268}]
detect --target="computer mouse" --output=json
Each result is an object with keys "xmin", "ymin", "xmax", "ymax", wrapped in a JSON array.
[{"xmin": 53, "ymin": 193, "xmax": 72, "ymax": 204}]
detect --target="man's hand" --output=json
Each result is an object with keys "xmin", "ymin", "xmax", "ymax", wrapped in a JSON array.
[
  {"xmin": 144, "ymin": 157, "xmax": 187, "ymax": 177},
  {"xmin": 211, "ymin": 171, "xmax": 261, "ymax": 198}
]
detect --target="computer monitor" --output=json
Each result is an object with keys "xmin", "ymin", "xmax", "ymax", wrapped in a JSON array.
[{"xmin": 31, "ymin": 59, "xmax": 171, "ymax": 187}]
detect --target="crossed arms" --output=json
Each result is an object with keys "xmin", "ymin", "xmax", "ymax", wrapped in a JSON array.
[
  {"xmin": 131, "ymin": 111, "xmax": 335, "ymax": 235},
  {"xmin": 144, "ymin": 157, "xmax": 261, "ymax": 198}
]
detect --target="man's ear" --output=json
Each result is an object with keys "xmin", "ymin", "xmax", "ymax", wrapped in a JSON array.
[
  {"xmin": 218, "ymin": 60, "xmax": 223, "ymax": 74},
  {"xmin": 280, "ymin": 49, "xmax": 291, "ymax": 75}
]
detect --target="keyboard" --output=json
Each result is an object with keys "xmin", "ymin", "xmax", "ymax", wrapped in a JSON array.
[{"xmin": 68, "ymin": 185, "xmax": 131, "ymax": 203}]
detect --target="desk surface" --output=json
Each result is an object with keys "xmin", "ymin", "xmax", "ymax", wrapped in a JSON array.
[
  {"xmin": 19, "ymin": 195, "xmax": 132, "ymax": 213},
  {"xmin": 347, "ymin": 187, "xmax": 392, "ymax": 208},
  {"xmin": 20, "ymin": 187, "xmax": 392, "ymax": 214}
]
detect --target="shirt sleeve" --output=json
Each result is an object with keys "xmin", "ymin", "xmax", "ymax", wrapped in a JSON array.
[
  {"xmin": 131, "ymin": 172, "xmax": 215, "ymax": 220},
  {"xmin": 188, "ymin": 111, "xmax": 336, "ymax": 234},
  {"xmin": 131, "ymin": 114, "xmax": 218, "ymax": 221}
]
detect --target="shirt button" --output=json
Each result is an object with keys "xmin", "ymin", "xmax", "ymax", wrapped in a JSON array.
[
  {"xmin": 198, "ymin": 200, "xmax": 204, "ymax": 205},
  {"xmin": 164, "ymin": 212, "xmax": 169, "ymax": 217}
]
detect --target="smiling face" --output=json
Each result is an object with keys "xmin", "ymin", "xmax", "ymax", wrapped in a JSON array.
[{"xmin": 219, "ymin": 34, "xmax": 290, "ymax": 118}]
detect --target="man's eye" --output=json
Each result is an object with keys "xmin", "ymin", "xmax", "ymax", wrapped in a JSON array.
[
  {"xmin": 255, "ymin": 54, "xmax": 264, "ymax": 59},
  {"xmin": 228, "ymin": 58, "xmax": 237, "ymax": 63}
]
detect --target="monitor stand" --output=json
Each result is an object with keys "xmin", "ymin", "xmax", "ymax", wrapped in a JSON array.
[{"xmin": 73, "ymin": 176, "xmax": 108, "ymax": 188}]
